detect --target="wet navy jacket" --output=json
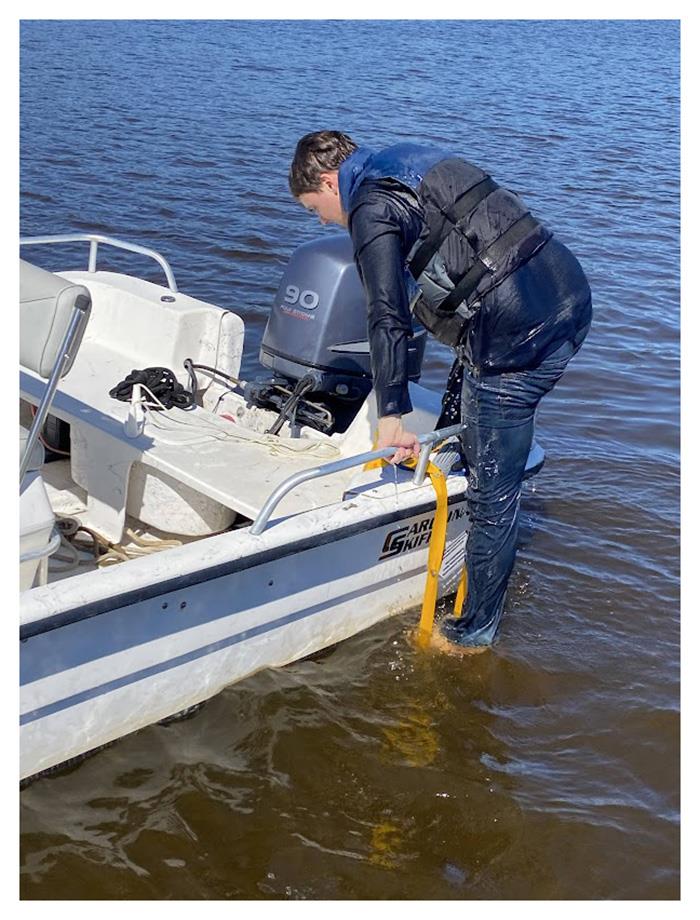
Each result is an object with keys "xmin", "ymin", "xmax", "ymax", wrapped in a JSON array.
[{"xmin": 338, "ymin": 145, "xmax": 592, "ymax": 417}]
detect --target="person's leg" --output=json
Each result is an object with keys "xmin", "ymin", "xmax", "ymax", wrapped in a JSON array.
[
  {"xmin": 440, "ymin": 372, "xmax": 533, "ymax": 646},
  {"xmin": 440, "ymin": 339, "xmax": 580, "ymax": 647}
]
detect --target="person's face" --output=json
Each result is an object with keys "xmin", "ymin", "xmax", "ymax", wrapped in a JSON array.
[{"xmin": 298, "ymin": 172, "xmax": 347, "ymax": 227}]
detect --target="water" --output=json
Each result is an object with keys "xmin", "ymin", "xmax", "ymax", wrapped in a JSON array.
[{"xmin": 19, "ymin": 20, "xmax": 680, "ymax": 899}]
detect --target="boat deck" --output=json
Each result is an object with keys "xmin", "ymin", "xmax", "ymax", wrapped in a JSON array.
[
  {"xmin": 20, "ymin": 357, "xmax": 370, "ymax": 536},
  {"xmin": 20, "ymin": 267, "xmax": 446, "ymax": 541}
]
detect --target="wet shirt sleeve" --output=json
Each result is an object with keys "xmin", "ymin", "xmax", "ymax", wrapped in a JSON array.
[{"xmin": 348, "ymin": 186, "xmax": 419, "ymax": 418}]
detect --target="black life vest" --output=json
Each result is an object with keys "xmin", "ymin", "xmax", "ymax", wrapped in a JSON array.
[{"xmin": 341, "ymin": 145, "xmax": 552, "ymax": 348}]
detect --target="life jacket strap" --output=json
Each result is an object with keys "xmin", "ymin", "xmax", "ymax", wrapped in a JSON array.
[
  {"xmin": 439, "ymin": 212, "xmax": 545, "ymax": 313},
  {"xmin": 408, "ymin": 176, "xmax": 499, "ymax": 279}
]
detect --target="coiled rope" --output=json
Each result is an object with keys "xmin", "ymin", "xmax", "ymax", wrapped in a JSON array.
[
  {"xmin": 109, "ymin": 367, "xmax": 194, "ymax": 410},
  {"xmin": 49, "ymin": 515, "xmax": 183, "ymax": 572}
]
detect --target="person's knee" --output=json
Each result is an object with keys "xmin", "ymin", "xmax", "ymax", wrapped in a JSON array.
[{"xmin": 467, "ymin": 460, "xmax": 525, "ymax": 507}]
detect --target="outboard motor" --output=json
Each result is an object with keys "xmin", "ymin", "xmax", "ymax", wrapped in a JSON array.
[{"xmin": 247, "ymin": 234, "xmax": 427, "ymax": 434}]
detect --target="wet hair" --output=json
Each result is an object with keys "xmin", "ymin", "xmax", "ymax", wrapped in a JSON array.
[{"xmin": 288, "ymin": 131, "xmax": 358, "ymax": 197}]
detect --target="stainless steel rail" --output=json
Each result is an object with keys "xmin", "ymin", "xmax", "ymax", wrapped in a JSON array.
[
  {"xmin": 20, "ymin": 234, "xmax": 179, "ymax": 292},
  {"xmin": 250, "ymin": 423, "xmax": 465, "ymax": 535}
]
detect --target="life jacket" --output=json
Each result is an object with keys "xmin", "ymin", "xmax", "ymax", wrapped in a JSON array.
[{"xmin": 339, "ymin": 144, "xmax": 553, "ymax": 348}]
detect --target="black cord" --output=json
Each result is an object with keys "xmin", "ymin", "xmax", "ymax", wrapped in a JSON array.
[
  {"xmin": 183, "ymin": 359, "xmax": 199, "ymax": 401},
  {"xmin": 186, "ymin": 362, "xmax": 243, "ymax": 388},
  {"xmin": 266, "ymin": 374, "xmax": 315, "ymax": 436}
]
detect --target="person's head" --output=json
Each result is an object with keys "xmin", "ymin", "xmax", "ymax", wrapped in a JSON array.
[{"xmin": 289, "ymin": 130, "xmax": 358, "ymax": 227}]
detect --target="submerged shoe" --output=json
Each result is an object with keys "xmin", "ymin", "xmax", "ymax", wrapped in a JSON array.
[
  {"xmin": 437, "ymin": 615, "xmax": 494, "ymax": 652},
  {"xmin": 428, "ymin": 629, "xmax": 490, "ymax": 656}
]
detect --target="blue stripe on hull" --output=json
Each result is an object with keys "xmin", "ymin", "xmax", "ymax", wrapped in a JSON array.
[{"xmin": 20, "ymin": 570, "xmax": 412, "ymax": 726}]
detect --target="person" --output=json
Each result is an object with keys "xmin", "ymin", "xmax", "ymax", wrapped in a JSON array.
[{"xmin": 288, "ymin": 131, "xmax": 592, "ymax": 652}]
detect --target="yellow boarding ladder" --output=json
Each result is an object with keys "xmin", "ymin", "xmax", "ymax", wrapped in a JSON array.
[{"xmin": 364, "ymin": 433, "xmax": 468, "ymax": 646}]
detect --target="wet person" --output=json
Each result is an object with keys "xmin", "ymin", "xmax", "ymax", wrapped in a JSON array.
[{"xmin": 288, "ymin": 131, "xmax": 592, "ymax": 652}]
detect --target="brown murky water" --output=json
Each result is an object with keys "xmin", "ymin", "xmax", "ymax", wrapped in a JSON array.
[
  {"xmin": 20, "ymin": 20, "xmax": 679, "ymax": 899},
  {"xmin": 19, "ymin": 581, "xmax": 679, "ymax": 899}
]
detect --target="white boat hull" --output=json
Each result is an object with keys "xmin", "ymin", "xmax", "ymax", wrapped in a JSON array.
[{"xmin": 20, "ymin": 479, "xmax": 468, "ymax": 780}]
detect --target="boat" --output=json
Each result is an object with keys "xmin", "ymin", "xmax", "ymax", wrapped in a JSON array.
[{"xmin": 19, "ymin": 232, "xmax": 545, "ymax": 782}]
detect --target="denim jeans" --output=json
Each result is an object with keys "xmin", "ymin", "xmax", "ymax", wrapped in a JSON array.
[{"xmin": 440, "ymin": 337, "xmax": 585, "ymax": 647}]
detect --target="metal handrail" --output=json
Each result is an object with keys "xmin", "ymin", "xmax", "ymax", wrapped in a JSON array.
[
  {"xmin": 19, "ymin": 234, "xmax": 178, "ymax": 292},
  {"xmin": 250, "ymin": 423, "xmax": 465, "ymax": 535}
]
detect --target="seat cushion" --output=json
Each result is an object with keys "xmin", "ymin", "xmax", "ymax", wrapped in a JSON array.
[{"xmin": 20, "ymin": 260, "xmax": 91, "ymax": 379}]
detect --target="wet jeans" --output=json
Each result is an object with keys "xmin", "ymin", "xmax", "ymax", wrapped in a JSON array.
[{"xmin": 440, "ymin": 337, "xmax": 584, "ymax": 647}]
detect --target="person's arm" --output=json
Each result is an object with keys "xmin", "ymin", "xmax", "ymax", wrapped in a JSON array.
[{"xmin": 349, "ymin": 192, "xmax": 420, "ymax": 463}]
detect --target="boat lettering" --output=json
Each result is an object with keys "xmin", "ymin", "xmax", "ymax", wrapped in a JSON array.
[
  {"xmin": 379, "ymin": 506, "xmax": 467, "ymax": 560},
  {"xmin": 280, "ymin": 304, "xmax": 316, "ymax": 321}
]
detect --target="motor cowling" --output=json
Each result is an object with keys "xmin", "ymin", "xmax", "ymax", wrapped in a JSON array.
[{"xmin": 259, "ymin": 234, "xmax": 426, "ymax": 401}]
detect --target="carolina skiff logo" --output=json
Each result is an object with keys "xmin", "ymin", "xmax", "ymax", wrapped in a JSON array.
[{"xmin": 379, "ymin": 506, "xmax": 467, "ymax": 560}]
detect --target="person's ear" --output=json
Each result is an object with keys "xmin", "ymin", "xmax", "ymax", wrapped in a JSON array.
[{"xmin": 319, "ymin": 171, "xmax": 339, "ymax": 195}]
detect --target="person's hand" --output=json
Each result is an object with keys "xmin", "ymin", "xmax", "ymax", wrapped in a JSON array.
[{"xmin": 376, "ymin": 415, "xmax": 420, "ymax": 465}]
